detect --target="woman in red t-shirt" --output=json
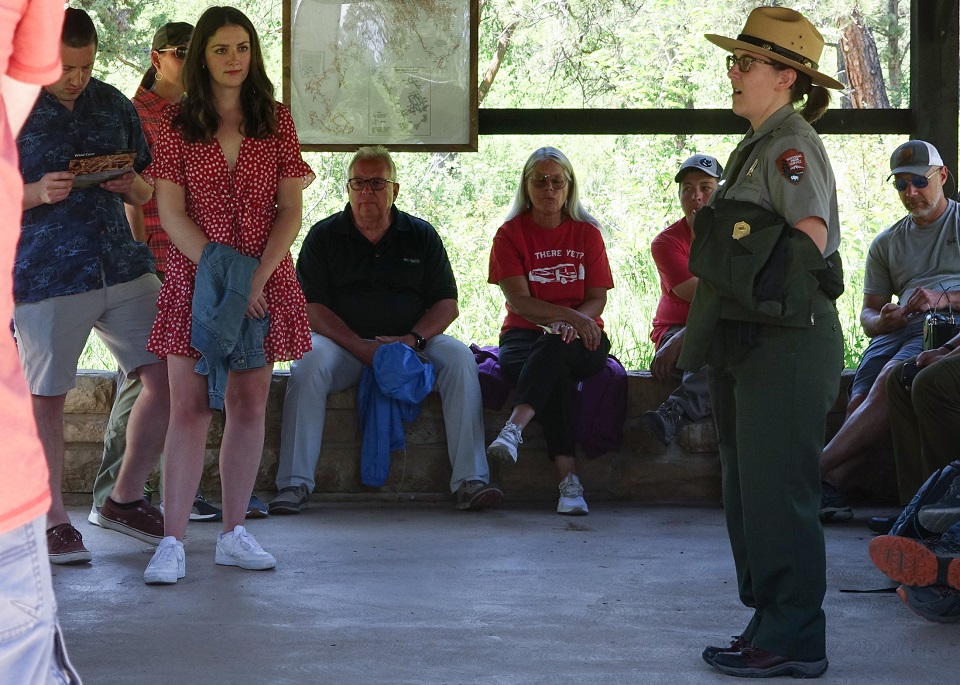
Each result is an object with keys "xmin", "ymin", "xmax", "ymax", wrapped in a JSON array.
[{"xmin": 487, "ymin": 147, "xmax": 614, "ymax": 515}]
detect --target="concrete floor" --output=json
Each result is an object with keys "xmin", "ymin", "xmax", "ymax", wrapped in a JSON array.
[{"xmin": 51, "ymin": 499, "xmax": 955, "ymax": 684}]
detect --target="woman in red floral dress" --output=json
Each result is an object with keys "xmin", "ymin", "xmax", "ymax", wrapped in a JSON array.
[{"xmin": 142, "ymin": 6, "xmax": 313, "ymax": 585}]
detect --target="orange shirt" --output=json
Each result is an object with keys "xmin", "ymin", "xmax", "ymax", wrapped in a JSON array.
[{"xmin": 0, "ymin": 0, "xmax": 64, "ymax": 535}]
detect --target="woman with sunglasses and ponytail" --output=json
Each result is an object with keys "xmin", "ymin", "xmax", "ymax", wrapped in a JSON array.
[
  {"xmin": 486, "ymin": 146, "xmax": 613, "ymax": 516},
  {"xmin": 141, "ymin": 6, "xmax": 313, "ymax": 585},
  {"xmin": 682, "ymin": 8, "xmax": 845, "ymax": 678}
]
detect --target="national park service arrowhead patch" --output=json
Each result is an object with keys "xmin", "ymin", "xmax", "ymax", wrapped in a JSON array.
[{"xmin": 777, "ymin": 149, "xmax": 806, "ymax": 184}]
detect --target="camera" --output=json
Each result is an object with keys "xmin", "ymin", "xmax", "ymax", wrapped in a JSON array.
[{"xmin": 923, "ymin": 311, "xmax": 960, "ymax": 351}]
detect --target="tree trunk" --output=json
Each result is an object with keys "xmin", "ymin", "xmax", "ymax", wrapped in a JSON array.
[
  {"xmin": 478, "ymin": 19, "xmax": 519, "ymax": 105},
  {"xmin": 839, "ymin": 8, "xmax": 891, "ymax": 109}
]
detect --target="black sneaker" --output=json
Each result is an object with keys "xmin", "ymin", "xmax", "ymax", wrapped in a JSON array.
[
  {"xmin": 190, "ymin": 494, "xmax": 222, "ymax": 522},
  {"xmin": 639, "ymin": 400, "xmax": 684, "ymax": 446},
  {"xmin": 819, "ymin": 480, "xmax": 853, "ymax": 522}
]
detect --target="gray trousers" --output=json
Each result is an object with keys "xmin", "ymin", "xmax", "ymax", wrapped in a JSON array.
[
  {"xmin": 659, "ymin": 326, "xmax": 711, "ymax": 421},
  {"xmin": 276, "ymin": 333, "xmax": 490, "ymax": 493},
  {"xmin": 93, "ymin": 372, "xmax": 143, "ymax": 508}
]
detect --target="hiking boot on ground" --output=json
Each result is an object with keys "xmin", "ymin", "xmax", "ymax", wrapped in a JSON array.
[
  {"xmin": 919, "ymin": 475, "xmax": 960, "ymax": 534},
  {"xmin": 557, "ymin": 473, "xmax": 588, "ymax": 515},
  {"xmin": 487, "ymin": 421, "xmax": 523, "ymax": 464},
  {"xmin": 97, "ymin": 497, "xmax": 164, "ymax": 545},
  {"xmin": 47, "ymin": 523, "xmax": 92, "ymax": 565},
  {"xmin": 897, "ymin": 583, "xmax": 960, "ymax": 623},
  {"xmin": 819, "ymin": 480, "xmax": 853, "ymax": 522},
  {"xmin": 869, "ymin": 523, "xmax": 960, "ymax": 590},
  {"xmin": 639, "ymin": 400, "xmax": 684, "ymax": 446},
  {"xmin": 455, "ymin": 480, "xmax": 503, "ymax": 510},
  {"xmin": 710, "ymin": 646, "xmax": 828, "ymax": 678},
  {"xmin": 215, "ymin": 525, "xmax": 276, "ymax": 570},
  {"xmin": 144, "ymin": 536, "xmax": 185, "ymax": 585},
  {"xmin": 268, "ymin": 484, "xmax": 309, "ymax": 515},
  {"xmin": 702, "ymin": 636, "xmax": 752, "ymax": 665}
]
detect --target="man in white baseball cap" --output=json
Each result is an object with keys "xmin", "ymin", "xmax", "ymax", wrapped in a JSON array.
[{"xmin": 820, "ymin": 139, "xmax": 960, "ymax": 531}]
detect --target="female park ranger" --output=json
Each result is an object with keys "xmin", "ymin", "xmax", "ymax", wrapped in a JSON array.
[{"xmin": 680, "ymin": 7, "xmax": 845, "ymax": 679}]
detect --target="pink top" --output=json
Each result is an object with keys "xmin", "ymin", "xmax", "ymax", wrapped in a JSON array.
[
  {"xmin": 146, "ymin": 103, "xmax": 314, "ymax": 362},
  {"xmin": 0, "ymin": 0, "xmax": 64, "ymax": 535}
]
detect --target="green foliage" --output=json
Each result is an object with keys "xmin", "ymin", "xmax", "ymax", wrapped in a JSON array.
[{"xmin": 76, "ymin": 0, "xmax": 911, "ymax": 373}]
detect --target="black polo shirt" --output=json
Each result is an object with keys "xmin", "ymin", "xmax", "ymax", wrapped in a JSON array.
[{"xmin": 297, "ymin": 204, "xmax": 459, "ymax": 338}]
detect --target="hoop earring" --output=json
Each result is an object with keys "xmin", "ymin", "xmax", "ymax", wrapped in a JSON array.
[{"xmin": 155, "ymin": 71, "xmax": 164, "ymax": 81}]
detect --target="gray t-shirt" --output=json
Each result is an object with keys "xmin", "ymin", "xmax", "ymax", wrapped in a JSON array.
[{"xmin": 864, "ymin": 199, "xmax": 960, "ymax": 305}]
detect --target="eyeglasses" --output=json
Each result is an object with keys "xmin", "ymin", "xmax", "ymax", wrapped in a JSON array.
[
  {"xmin": 893, "ymin": 168, "xmax": 939, "ymax": 192},
  {"xmin": 157, "ymin": 46, "xmax": 188, "ymax": 60},
  {"xmin": 726, "ymin": 54, "xmax": 775, "ymax": 73},
  {"xmin": 347, "ymin": 177, "xmax": 396, "ymax": 192},
  {"xmin": 527, "ymin": 174, "xmax": 569, "ymax": 189}
]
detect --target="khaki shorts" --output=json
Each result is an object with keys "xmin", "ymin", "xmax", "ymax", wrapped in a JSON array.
[{"xmin": 14, "ymin": 274, "xmax": 163, "ymax": 396}]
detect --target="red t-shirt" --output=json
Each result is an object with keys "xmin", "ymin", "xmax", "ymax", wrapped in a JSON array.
[
  {"xmin": 0, "ymin": 0, "xmax": 64, "ymax": 535},
  {"xmin": 650, "ymin": 217, "xmax": 695, "ymax": 347},
  {"xmin": 488, "ymin": 213, "xmax": 614, "ymax": 335}
]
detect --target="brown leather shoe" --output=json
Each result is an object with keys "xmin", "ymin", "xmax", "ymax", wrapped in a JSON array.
[
  {"xmin": 47, "ymin": 523, "xmax": 92, "ymax": 565},
  {"xmin": 711, "ymin": 646, "xmax": 828, "ymax": 678},
  {"xmin": 97, "ymin": 497, "xmax": 164, "ymax": 545},
  {"xmin": 701, "ymin": 635, "xmax": 751, "ymax": 665}
]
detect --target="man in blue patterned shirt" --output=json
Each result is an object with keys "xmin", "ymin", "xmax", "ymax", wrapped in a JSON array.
[{"xmin": 15, "ymin": 8, "xmax": 170, "ymax": 564}]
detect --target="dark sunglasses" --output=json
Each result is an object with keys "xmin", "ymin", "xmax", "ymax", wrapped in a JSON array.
[
  {"xmin": 893, "ymin": 168, "xmax": 938, "ymax": 192},
  {"xmin": 157, "ymin": 46, "xmax": 188, "ymax": 60}
]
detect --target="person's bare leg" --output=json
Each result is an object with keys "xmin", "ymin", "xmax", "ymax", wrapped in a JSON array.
[
  {"xmin": 218, "ymin": 365, "xmax": 273, "ymax": 533},
  {"xmin": 820, "ymin": 362, "xmax": 898, "ymax": 488},
  {"xmin": 505, "ymin": 403, "xmax": 536, "ymax": 429},
  {"xmin": 556, "ymin": 454, "xmax": 577, "ymax": 480},
  {"xmin": 111, "ymin": 361, "xmax": 170, "ymax": 503},
  {"xmin": 161, "ymin": 355, "xmax": 212, "ymax": 541},
  {"xmin": 32, "ymin": 393, "xmax": 68, "ymax": 527}
]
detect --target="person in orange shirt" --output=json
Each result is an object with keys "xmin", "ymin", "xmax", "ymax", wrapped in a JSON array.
[{"xmin": 0, "ymin": 1, "xmax": 82, "ymax": 681}]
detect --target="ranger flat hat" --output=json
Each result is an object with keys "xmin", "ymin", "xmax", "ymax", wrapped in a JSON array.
[
  {"xmin": 705, "ymin": 7, "xmax": 844, "ymax": 90},
  {"xmin": 675, "ymin": 154, "xmax": 723, "ymax": 182}
]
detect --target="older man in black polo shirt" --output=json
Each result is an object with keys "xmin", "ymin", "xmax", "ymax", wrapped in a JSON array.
[{"xmin": 269, "ymin": 146, "xmax": 501, "ymax": 513}]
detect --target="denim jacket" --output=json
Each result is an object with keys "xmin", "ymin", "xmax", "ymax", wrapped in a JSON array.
[{"xmin": 191, "ymin": 242, "xmax": 270, "ymax": 410}]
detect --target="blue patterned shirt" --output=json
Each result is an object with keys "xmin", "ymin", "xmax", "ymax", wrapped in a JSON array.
[{"xmin": 16, "ymin": 78, "xmax": 155, "ymax": 303}]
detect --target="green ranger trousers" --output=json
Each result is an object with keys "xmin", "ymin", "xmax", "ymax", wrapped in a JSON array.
[
  {"xmin": 886, "ymin": 355, "xmax": 960, "ymax": 505},
  {"xmin": 707, "ymin": 294, "xmax": 842, "ymax": 662}
]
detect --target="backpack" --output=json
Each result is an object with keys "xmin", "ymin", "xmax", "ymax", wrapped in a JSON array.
[{"xmin": 889, "ymin": 460, "xmax": 960, "ymax": 540}]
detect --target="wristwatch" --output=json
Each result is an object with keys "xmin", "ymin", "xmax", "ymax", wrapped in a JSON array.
[{"xmin": 409, "ymin": 330, "xmax": 427, "ymax": 350}]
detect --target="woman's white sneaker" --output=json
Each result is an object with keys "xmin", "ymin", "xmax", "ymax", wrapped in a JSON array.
[
  {"xmin": 557, "ymin": 473, "xmax": 589, "ymax": 515},
  {"xmin": 215, "ymin": 525, "xmax": 276, "ymax": 570},
  {"xmin": 144, "ymin": 536, "xmax": 185, "ymax": 585}
]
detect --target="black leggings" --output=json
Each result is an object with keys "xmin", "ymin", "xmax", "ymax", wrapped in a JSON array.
[{"xmin": 498, "ymin": 328, "xmax": 610, "ymax": 458}]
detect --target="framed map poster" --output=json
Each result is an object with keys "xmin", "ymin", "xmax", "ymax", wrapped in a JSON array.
[{"xmin": 283, "ymin": 0, "xmax": 478, "ymax": 151}]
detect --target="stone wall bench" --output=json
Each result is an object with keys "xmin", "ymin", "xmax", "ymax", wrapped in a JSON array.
[{"xmin": 61, "ymin": 368, "xmax": 875, "ymax": 506}]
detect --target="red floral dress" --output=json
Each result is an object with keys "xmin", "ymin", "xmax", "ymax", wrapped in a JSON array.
[{"xmin": 146, "ymin": 103, "xmax": 314, "ymax": 362}]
